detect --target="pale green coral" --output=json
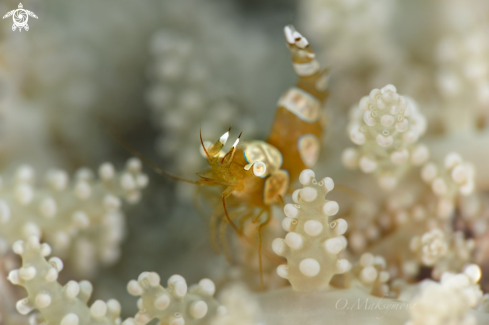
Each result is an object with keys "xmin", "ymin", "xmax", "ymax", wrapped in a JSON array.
[
  {"xmin": 124, "ymin": 272, "xmax": 226, "ymax": 325},
  {"xmin": 0, "ymin": 251, "xmax": 25, "ymax": 325},
  {"xmin": 7, "ymin": 236, "xmax": 122, "ymax": 325},
  {"xmin": 343, "ymin": 85, "xmax": 429, "ymax": 190},
  {"xmin": 0, "ymin": 158, "xmax": 148, "ymax": 277},
  {"xmin": 5, "ymin": 237, "xmax": 250, "ymax": 325},
  {"xmin": 410, "ymin": 229, "xmax": 475, "ymax": 280},
  {"xmin": 421, "ymin": 152, "xmax": 475, "ymax": 219},
  {"xmin": 407, "ymin": 265, "xmax": 484, "ymax": 325},
  {"xmin": 272, "ymin": 169, "xmax": 351, "ymax": 291},
  {"xmin": 2, "ymin": 3, "xmax": 489, "ymax": 324},
  {"xmin": 338, "ymin": 253, "xmax": 391, "ymax": 298}
]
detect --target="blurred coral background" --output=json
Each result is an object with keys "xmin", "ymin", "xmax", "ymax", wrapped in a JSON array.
[{"xmin": 1, "ymin": 0, "xmax": 489, "ymax": 324}]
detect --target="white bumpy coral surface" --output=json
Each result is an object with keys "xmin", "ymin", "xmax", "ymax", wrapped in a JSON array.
[
  {"xmin": 272, "ymin": 169, "xmax": 351, "ymax": 291},
  {"xmin": 8, "ymin": 236, "xmax": 122, "ymax": 325},
  {"xmin": 343, "ymin": 85, "xmax": 428, "ymax": 190},
  {"xmin": 0, "ymin": 158, "xmax": 148, "ymax": 277}
]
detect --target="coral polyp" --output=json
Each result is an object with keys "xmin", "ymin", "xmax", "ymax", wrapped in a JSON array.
[
  {"xmin": 273, "ymin": 169, "xmax": 350, "ymax": 291},
  {"xmin": 343, "ymin": 84, "xmax": 428, "ymax": 190}
]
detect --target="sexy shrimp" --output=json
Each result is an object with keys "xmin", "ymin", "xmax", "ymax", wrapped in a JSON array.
[
  {"xmin": 193, "ymin": 25, "xmax": 329, "ymax": 285},
  {"xmin": 199, "ymin": 26, "xmax": 328, "ymax": 208},
  {"xmin": 268, "ymin": 25, "xmax": 329, "ymax": 182},
  {"xmin": 114, "ymin": 25, "xmax": 329, "ymax": 287}
]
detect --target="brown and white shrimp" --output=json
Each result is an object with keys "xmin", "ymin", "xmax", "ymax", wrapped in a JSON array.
[{"xmin": 118, "ymin": 25, "xmax": 330, "ymax": 287}]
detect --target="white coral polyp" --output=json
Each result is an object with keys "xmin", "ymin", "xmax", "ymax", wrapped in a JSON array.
[
  {"xmin": 126, "ymin": 273, "xmax": 226, "ymax": 324},
  {"xmin": 421, "ymin": 152, "xmax": 475, "ymax": 219},
  {"xmin": 408, "ymin": 266, "xmax": 483, "ymax": 325},
  {"xmin": 351, "ymin": 253, "xmax": 390, "ymax": 297},
  {"xmin": 7, "ymin": 236, "xmax": 122, "ymax": 325},
  {"xmin": 414, "ymin": 229, "xmax": 448, "ymax": 266},
  {"xmin": 411, "ymin": 229, "xmax": 475, "ymax": 280},
  {"xmin": 0, "ymin": 158, "xmax": 148, "ymax": 277},
  {"xmin": 344, "ymin": 85, "xmax": 428, "ymax": 190},
  {"xmin": 272, "ymin": 169, "xmax": 351, "ymax": 291}
]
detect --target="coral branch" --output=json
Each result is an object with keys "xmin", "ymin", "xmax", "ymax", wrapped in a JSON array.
[
  {"xmin": 272, "ymin": 169, "xmax": 351, "ymax": 291},
  {"xmin": 343, "ymin": 85, "xmax": 428, "ymax": 190},
  {"xmin": 407, "ymin": 265, "xmax": 484, "ymax": 325},
  {"xmin": 124, "ymin": 273, "xmax": 226, "ymax": 325},
  {"xmin": 7, "ymin": 236, "xmax": 122, "ymax": 324},
  {"xmin": 0, "ymin": 158, "xmax": 148, "ymax": 276}
]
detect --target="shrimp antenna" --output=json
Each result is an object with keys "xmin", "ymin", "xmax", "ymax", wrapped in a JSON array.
[
  {"xmin": 103, "ymin": 121, "xmax": 200, "ymax": 185},
  {"xmin": 199, "ymin": 129, "xmax": 210, "ymax": 159}
]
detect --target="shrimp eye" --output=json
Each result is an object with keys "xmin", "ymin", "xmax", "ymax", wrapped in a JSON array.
[{"xmin": 253, "ymin": 161, "xmax": 267, "ymax": 177}]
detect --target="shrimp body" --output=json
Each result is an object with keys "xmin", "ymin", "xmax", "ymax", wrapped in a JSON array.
[
  {"xmin": 109, "ymin": 26, "xmax": 329, "ymax": 289},
  {"xmin": 267, "ymin": 25, "xmax": 330, "ymax": 182},
  {"xmin": 234, "ymin": 141, "xmax": 289, "ymax": 206},
  {"xmin": 133, "ymin": 25, "xmax": 329, "ymax": 286},
  {"xmin": 199, "ymin": 25, "xmax": 328, "ymax": 203},
  {"xmin": 197, "ymin": 139, "xmax": 289, "ymax": 207}
]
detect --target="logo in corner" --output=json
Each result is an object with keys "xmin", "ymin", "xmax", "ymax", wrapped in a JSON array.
[{"xmin": 3, "ymin": 3, "xmax": 38, "ymax": 32}]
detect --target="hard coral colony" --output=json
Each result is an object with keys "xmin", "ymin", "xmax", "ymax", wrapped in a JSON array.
[{"xmin": 1, "ymin": 3, "xmax": 489, "ymax": 325}]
